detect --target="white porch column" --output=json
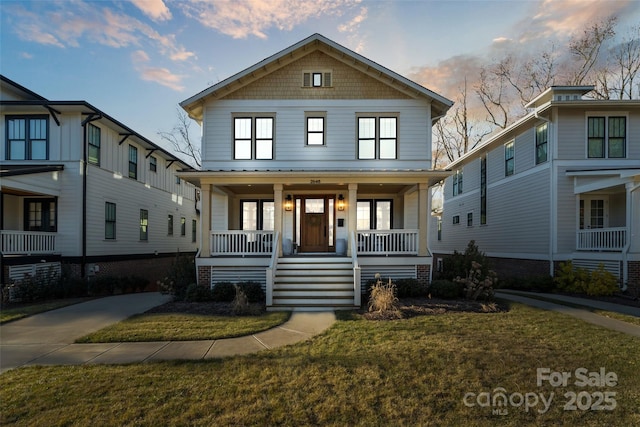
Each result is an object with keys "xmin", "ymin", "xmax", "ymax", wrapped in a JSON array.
[
  {"xmin": 274, "ymin": 184, "xmax": 283, "ymax": 256},
  {"xmin": 418, "ymin": 183, "xmax": 428, "ymax": 256},
  {"xmin": 200, "ymin": 184, "xmax": 212, "ymax": 257},
  {"xmin": 347, "ymin": 183, "xmax": 358, "ymax": 256}
]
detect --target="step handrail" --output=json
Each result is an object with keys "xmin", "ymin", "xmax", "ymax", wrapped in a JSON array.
[
  {"xmin": 350, "ymin": 231, "xmax": 361, "ymax": 307},
  {"xmin": 265, "ymin": 230, "xmax": 280, "ymax": 307}
]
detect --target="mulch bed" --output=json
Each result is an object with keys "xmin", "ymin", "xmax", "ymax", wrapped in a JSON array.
[
  {"xmin": 145, "ymin": 301, "xmax": 266, "ymax": 316},
  {"xmin": 362, "ymin": 298, "xmax": 509, "ymax": 320}
]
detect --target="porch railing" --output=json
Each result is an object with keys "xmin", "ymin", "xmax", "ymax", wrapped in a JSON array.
[
  {"xmin": 210, "ymin": 230, "xmax": 275, "ymax": 256},
  {"xmin": 356, "ymin": 229, "xmax": 419, "ymax": 255},
  {"xmin": 1, "ymin": 230, "xmax": 57, "ymax": 255},
  {"xmin": 576, "ymin": 227, "xmax": 627, "ymax": 251}
]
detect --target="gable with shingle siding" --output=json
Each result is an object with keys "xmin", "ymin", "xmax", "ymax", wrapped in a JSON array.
[{"xmin": 221, "ymin": 51, "xmax": 412, "ymax": 101}]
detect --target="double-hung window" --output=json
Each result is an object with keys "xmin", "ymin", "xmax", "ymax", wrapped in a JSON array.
[
  {"xmin": 452, "ymin": 169, "xmax": 463, "ymax": 196},
  {"xmin": 88, "ymin": 124, "xmax": 101, "ymax": 166},
  {"xmin": 241, "ymin": 200, "xmax": 275, "ymax": 231},
  {"xmin": 505, "ymin": 141, "xmax": 515, "ymax": 176},
  {"xmin": 357, "ymin": 116, "xmax": 397, "ymax": 159},
  {"xmin": 140, "ymin": 209, "xmax": 148, "ymax": 241},
  {"xmin": 306, "ymin": 113, "xmax": 326, "ymax": 146},
  {"xmin": 234, "ymin": 115, "xmax": 274, "ymax": 160},
  {"xmin": 150, "ymin": 156, "xmax": 157, "ymax": 172},
  {"xmin": 588, "ymin": 116, "xmax": 626, "ymax": 158},
  {"xmin": 129, "ymin": 145, "xmax": 138, "ymax": 179},
  {"xmin": 6, "ymin": 115, "xmax": 48, "ymax": 160},
  {"xmin": 105, "ymin": 202, "xmax": 116, "ymax": 239},
  {"xmin": 356, "ymin": 200, "xmax": 392, "ymax": 230},
  {"xmin": 535, "ymin": 123, "xmax": 548, "ymax": 164}
]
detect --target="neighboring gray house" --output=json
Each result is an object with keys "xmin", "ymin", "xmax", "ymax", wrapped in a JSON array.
[
  {"xmin": 1, "ymin": 75, "xmax": 199, "ymax": 287},
  {"xmin": 179, "ymin": 34, "xmax": 453, "ymax": 310},
  {"xmin": 430, "ymin": 86, "xmax": 640, "ymax": 293}
]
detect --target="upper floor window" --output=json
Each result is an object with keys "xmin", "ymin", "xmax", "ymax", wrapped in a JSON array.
[
  {"xmin": 234, "ymin": 116, "xmax": 274, "ymax": 160},
  {"xmin": 358, "ymin": 116, "xmax": 397, "ymax": 160},
  {"xmin": 505, "ymin": 141, "xmax": 515, "ymax": 176},
  {"xmin": 302, "ymin": 70, "xmax": 332, "ymax": 87},
  {"xmin": 452, "ymin": 169, "xmax": 463, "ymax": 196},
  {"xmin": 6, "ymin": 115, "xmax": 48, "ymax": 160},
  {"xmin": 149, "ymin": 156, "xmax": 157, "ymax": 172},
  {"xmin": 129, "ymin": 145, "xmax": 138, "ymax": 179},
  {"xmin": 105, "ymin": 202, "xmax": 116, "ymax": 240},
  {"xmin": 588, "ymin": 116, "xmax": 626, "ymax": 158},
  {"xmin": 535, "ymin": 123, "xmax": 548, "ymax": 164},
  {"xmin": 306, "ymin": 114, "xmax": 325, "ymax": 146},
  {"xmin": 88, "ymin": 124, "xmax": 101, "ymax": 166},
  {"xmin": 140, "ymin": 209, "xmax": 148, "ymax": 241}
]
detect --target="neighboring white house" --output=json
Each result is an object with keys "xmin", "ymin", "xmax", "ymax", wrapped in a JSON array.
[
  {"xmin": 1, "ymin": 75, "xmax": 199, "ymax": 287},
  {"xmin": 430, "ymin": 86, "xmax": 640, "ymax": 294},
  {"xmin": 179, "ymin": 34, "xmax": 453, "ymax": 310}
]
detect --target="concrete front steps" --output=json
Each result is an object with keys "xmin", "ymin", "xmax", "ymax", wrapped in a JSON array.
[{"xmin": 269, "ymin": 256, "xmax": 358, "ymax": 311}]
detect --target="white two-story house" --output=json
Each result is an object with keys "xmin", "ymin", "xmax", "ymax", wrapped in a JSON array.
[
  {"xmin": 430, "ymin": 86, "xmax": 640, "ymax": 294},
  {"xmin": 179, "ymin": 34, "xmax": 453, "ymax": 310},
  {"xmin": 1, "ymin": 75, "xmax": 199, "ymax": 288}
]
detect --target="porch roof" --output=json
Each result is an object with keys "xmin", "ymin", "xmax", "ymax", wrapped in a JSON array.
[
  {"xmin": 0, "ymin": 164, "xmax": 64, "ymax": 177},
  {"xmin": 177, "ymin": 169, "xmax": 451, "ymax": 189},
  {"xmin": 566, "ymin": 168, "xmax": 640, "ymax": 194}
]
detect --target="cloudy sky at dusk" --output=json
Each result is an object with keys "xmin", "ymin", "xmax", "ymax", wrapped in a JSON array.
[{"xmin": 2, "ymin": 0, "xmax": 639, "ymax": 155}]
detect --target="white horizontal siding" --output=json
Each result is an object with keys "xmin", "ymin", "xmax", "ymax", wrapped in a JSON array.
[{"xmin": 201, "ymin": 99, "xmax": 432, "ymax": 170}]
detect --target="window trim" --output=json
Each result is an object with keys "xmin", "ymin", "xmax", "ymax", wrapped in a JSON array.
[
  {"xmin": 6, "ymin": 115, "xmax": 49, "ymax": 160},
  {"xmin": 24, "ymin": 197, "xmax": 57, "ymax": 232},
  {"xmin": 305, "ymin": 113, "xmax": 326, "ymax": 146},
  {"xmin": 191, "ymin": 219, "xmax": 197, "ymax": 243},
  {"xmin": 240, "ymin": 199, "xmax": 275, "ymax": 231},
  {"xmin": 535, "ymin": 122, "xmax": 548, "ymax": 165},
  {"xmin": 105, "ymin": 202, "xmax": 116, "ymax": 240},
  {"xmin": 167, "ymin": 214, "xmax": 174, "ymax": 236},
  {"xmin": 480, "ymin": 156, "xmax": 487, "ymax": 225},
  {"xmin": 356, "ymin": 199, "xmax": 393, "ymax": 230},
  {"xmin": 88, "ymin": 123, "xmax": 101, "ymax": 166},
  {"xmin": 129, "ymin": 145, "xmax": 138, "ymax": 180},
  {"xmin": 140, "ymin": 209, "xmax": 148, "ymax": 241},
  {"xmin": 233, "ymin": 114, "xmax": 275, "ymax": 160},
  {"xmin": 587, "ymin": 114, "xmax": 627, "ymax": 159},
  {"xmin": 467, "ymin": 212, "xmax": 473, "ymax": 227},
  {"xmin": 150, "ymin": 155, "xmax": 157, "ymax": 172},
  {"xmin": 505, "ymin": 140, "xmax": 515, "ymax": 177},
  {"xmin": 356, "ymin": 114, "xmax": 398, "ymax": 160},
  {"xmin": 302, "ymin": 70, "xmax": 332, "ymax": 88},
  {"xmin": 452, "ymin": 169, "xmax": 463, "ymax": 196}
]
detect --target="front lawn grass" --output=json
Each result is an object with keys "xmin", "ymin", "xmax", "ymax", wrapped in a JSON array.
[
  {"xmin": 2, "ymin": 303, "xmax": 639, "ymax": 426},
  {"xmin": 76, "ymin": 311, "xmax": 291, "ymax": 342},
  {"xmin": 0, "ymin": 298, "xmax": 91, "ymax": 324}
]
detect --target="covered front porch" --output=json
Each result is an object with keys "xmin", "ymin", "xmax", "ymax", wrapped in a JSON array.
[
  {"xmin": 569, "ymin": 168, "xmax": 640, "ymax": 287},
  {"xmin": 180, "ymin": 170, "xmax": 448, "ymax": 309}
]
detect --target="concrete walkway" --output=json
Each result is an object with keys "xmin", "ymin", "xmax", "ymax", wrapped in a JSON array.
[
  {"xmin": 0, "ymin": 293, "xmax": 336, "ymax": 373},
  {"xmin": 496, "ymin": 290, "xmax": 640, "ymax": 338}
]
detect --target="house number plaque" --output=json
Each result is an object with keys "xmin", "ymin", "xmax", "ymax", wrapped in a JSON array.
[{"xmin": 310, "ymin": 179, "xmax": 321, "ymax": 184}]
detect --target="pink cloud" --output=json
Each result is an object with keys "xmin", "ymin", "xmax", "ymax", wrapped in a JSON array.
[
  {"xmin": 132, "ymin": 50, "xmax": 185, "ymax": 91},
  {"xmin": 131, "ymin": 0, "xmax": 172, "ymax": 21},
  {"xmin": 180, "ymin": 0, "xmax": 364, "ymax": 39}
]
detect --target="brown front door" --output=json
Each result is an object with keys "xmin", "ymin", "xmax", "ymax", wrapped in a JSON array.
[{"xmin": 299, "ymin": 197, "xmax": 330, "ymax": 252}]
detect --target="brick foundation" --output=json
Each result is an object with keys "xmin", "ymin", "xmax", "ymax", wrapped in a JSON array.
[
  {"xmin": 628, "ymin": 261, "xmax": 640, "ymax": 297},
  {"xmin": 198, "ymin": 265, "xmax": 211, "ymax": 287},
  {"xmin": 417, "ymin": 264, "xmax": 430, "ymax": 284}
]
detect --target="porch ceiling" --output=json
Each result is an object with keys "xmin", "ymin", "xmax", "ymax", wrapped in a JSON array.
[{"xmin": 221, "ymin": 183, "xmax": 409, "ymax": 195}]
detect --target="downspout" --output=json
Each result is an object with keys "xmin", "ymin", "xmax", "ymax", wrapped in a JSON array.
[
  {"xmin": 80, "ymin": 113, "xmax": 101, "ymax": 278},
  {"xmin": 535, "ymin": 110, "xmax": 555, "ymax": 277}
]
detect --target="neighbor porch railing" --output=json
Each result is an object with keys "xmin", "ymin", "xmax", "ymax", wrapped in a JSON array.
[
  {"xmin": 0, "ymin": 230, "xmax": 57, "ymax": 255},
  {"xmin": 355, "ymin": 229, "xmax": 419, "ymax": 255},
  {"xmin": 576, "ymin": 227, "xmax": 627, "ymax": 251},
  {"xmin": 210, "ymin": 230, "xmax": 275, "ymax": 256}
]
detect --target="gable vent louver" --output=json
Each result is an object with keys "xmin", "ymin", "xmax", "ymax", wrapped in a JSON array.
[{"xmin": 302, "ymin": 71, "xmax": 332, "ymax": 88}]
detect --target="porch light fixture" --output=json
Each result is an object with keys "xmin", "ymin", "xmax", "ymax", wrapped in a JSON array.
[
  {"xmin": 337, "ymin": 194, "xmax": 345, "ymax": 211},
  {"xmin": 284, "ymin": 194, "xmax": 293, "ymax": 211}
]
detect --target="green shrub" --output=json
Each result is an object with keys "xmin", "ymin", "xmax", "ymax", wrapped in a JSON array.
[
  {"xmin": 554, "ymin": 262, "xmax": 619, "ymax": 296},
  {"xmin": 232, "ymin": 284, "xmax": 251, "ymax": 315},
  {"xmin": 442, "ymin": 240, "xmax": 490, "ymax": 280},
  {"xmin": 394, "ymin": 278, "xmax": 429, "ymax": 298},
  {"xmin": 157, "ymin": 254, "xmax": 196, "ymax": 300},
  {"xmin": 500, "ymin": 275, "xmax": 555, "ymax": 292},
  {"xmin": 211, "ymin": 282, "xmax": 236, "ymax": 302},
  {"xmin": 455, "ymin": 261, "xmax": 496, "ymax": 301},
  {"xmin": 236, "ymin": 281, "xmax": 265, "ymax": 303},
  {"xmin": 184, "ymin": 283, "xmax": 213, "ymax": 302},
  {"xmin": 88, "ymin": 275, "xmax": 119, "ymax": 296},
  {"xmin": 428, "ymin": 280, "xmax": 463, "ymax": 299}
]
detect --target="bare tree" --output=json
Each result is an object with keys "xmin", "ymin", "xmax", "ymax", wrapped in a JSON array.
[
  {"xmin": 608, "ymin": 24, "xmax": 640, "ymax": 99},
  {"xmin": 158, "ymin": 109, "xmax": 201, "ymax": 169},
  {"xmin": 568, "ymin": 16, "xmax": 617, "ymax": 86},
  {"xmin": 476, "ymin": 68, "xmax": 510, "ymax": 129}
]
